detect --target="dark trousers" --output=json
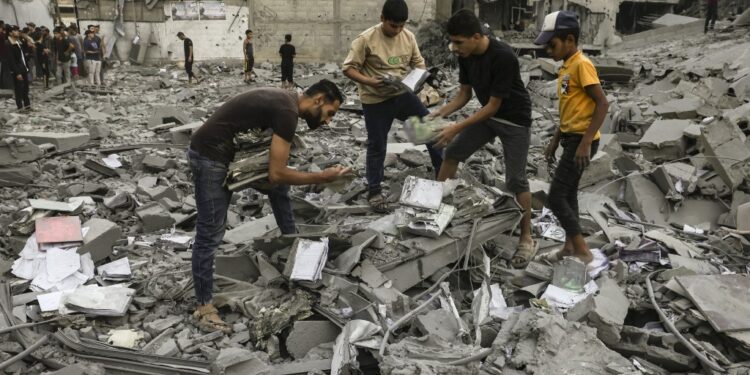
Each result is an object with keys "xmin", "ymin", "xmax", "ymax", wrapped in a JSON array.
[
  {"xmin": 13, "ymin": 74, "xmax": 30, "ymax": 109},
  {"xmin": 705, "ymin": 4, "xmax": 718, "ymax": 31},
  {"xmin": 362, "ymin": 91, "xmax": 443, "ymax": 195},
  {"xmin": 547, "ymin": 134, "xmax": 599, "ymax": 237},
  {"xmin": 187, "ymin": 148, "xmax": 295, "ymax": 304},
  {"xmin": 185, "ymin": 61, "xmax": 195, "ymax": 79}
]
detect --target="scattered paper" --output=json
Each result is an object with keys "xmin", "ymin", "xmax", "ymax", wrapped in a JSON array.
[
  {"xmin": 37, "ymin": 291, "xmax": 68, "ymax": 312},
  {"xmin": 28, "ymin": 199, "xmax": 83, "ymax": 213},
  {"xmin": 45, "ymin": 248, "xmax": 81, "ymax": 283},
  {"xmin": 97, "ymin": 257, "xmax": 132, "ymax": 280},
  {"xmin": 400, "ymin": 176, "xmax": 443, "ymax": 211},
  {"xmin": 541, "ymin": 280, "xmax": 599, "ymax": 310},
  {"xmin": 290, "ymin": 238, "xmax": 329, "ymax": 282},
  {"xmin": 61, "ymin": 284, "xmax": 135, "ymax": 316},
  {"xmin": 102, "ymin": 154, "xmax": 123, "ymax": 168}
]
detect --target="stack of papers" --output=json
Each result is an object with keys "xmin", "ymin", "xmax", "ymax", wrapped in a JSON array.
[
  {"xmin": 61, "ymin": 284, "xmax": 135, "ymax": 316},
  {"xmin": 11, "ymin": 234, "xmax": 94, "ymax": 292},
  {"xmin": 397, "ymin": 176, "xmax": 456, "ymax": 239},
  {"xmin": 403, "ymin": 116, "xmax": 449, "ymax": 145},
  {"xmin": 35, "ymin": 216, "xmax": 84, "ymax": 249},
  {"xmin": 381, "ymin": 68, "xmax": 431, "ymax": 93},
  {"xmin": 97, "ymin": 258, "xmax": 132, "ymax": 281},
  {"xmin": 289, "ymin": 238, "xmax": 329, "ymax": 282}
]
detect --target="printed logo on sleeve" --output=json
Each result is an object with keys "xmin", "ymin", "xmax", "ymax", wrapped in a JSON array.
[{"xmin": 561, "ymin": 74, "xmax": 570, "ymax": 95}]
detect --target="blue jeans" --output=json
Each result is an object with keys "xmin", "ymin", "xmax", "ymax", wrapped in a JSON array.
[
  {"xmin": 362, "ymin": 91, "xmax": 443, "ymax": 195},
  {"xmin": 187, "ymin": 148, "xmax": 295, "ymax": 304}
]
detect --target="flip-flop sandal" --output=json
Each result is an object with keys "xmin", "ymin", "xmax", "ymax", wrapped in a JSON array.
[
  {"xmin": 512, "ymin": 240, "xmax": 539, "ymax": 269},
  {"xmin": 192, "ymin": 305, "xmax": 232, "ymax": 334},
  {"xmin": 368, "ymin": 194, "xmax": 390, "ymax": 213}
]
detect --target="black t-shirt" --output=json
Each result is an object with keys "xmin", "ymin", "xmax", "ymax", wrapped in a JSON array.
[
  {"xmin": 190, "ymin": 88, "xmax": 299, "ymax": 164},
  {"xmin": 279, "ymin": 44, "xmax": 295, "ymax": 66},
  {"xmin": 54, "ymin": 38, "xmax": 71, "ymax": 62},
  {"xmin": 183, "ymin": 38, "xmax": 193, "ymax": 60},
  {"xmin": 458, "ymin": 38, "xmax": 532, "ymax": 127}
]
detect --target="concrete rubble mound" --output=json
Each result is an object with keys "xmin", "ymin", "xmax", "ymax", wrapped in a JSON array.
[{"xmin": 0, "ymin": 11, "xmax": 749, "ymax": 375}]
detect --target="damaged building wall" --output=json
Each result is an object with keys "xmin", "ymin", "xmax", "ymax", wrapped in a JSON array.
[
  {"xmin": 0, "ymin": 0, "xmax": 55, "ymax": 28},
  {"xmin": 72, "ymin": 0, "xmax": 436, "ymax": 63}
]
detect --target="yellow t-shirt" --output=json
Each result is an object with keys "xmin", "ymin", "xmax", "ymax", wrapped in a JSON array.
[
  {"xmin": 557, "ymin": 50, "xmax": 601, "ymax": 140},
  {"xmin": 342, "ymin": 24, "xmax": 426, "ymax": 104}
]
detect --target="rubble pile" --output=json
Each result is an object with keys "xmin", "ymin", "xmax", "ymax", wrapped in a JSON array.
[{"xmin": 0, "ymin": 21, "xmax": 749, "ymax": 375}]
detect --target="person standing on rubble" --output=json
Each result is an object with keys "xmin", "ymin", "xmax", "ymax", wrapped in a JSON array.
[
  {"xmin": 6, "ymin": 25, "xmax": 31, "ymax": 110},
  {"xmin": 83, "ymin": 30, "xmax": 102, "ymax": 86},
  {"xmin": 187, "ymin": 79, "xmax": 351, "ymax": 333},
  {"xmin": 52, "ymin": 27, "xmax": 74, "ymax": 84},
  {"xmin": 177, "ymin": 31, "xmax": 202, "ymax": 84},
  {"xmin": 243, "ymin": 29, "xmax": 254, "ymax": 83},
  {"xmin": 430, "ymin": 10, "xmax": 537, "ymax": 268},
  {"xmin": 534, "ymin": 11, "xmax": 609, "ymax": 265},
  {"xmin": 36, "ymin": 26, "xmax": 52, "ymax": 89},
  {"xmin": 342, "ymin": 0, "xmax": 443, "ymax": 213},
  {"xmin": 279, "ymin": 33, "xmax": 295, "ymax": 89},
  {"xmin": 705, "ymin": 0, "xmax": 719, "ymax": 33}
]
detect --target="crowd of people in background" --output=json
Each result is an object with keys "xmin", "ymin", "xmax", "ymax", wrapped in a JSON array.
[{"xmin": 0, "ymin": 20, "xmax": 107, "ymax": 110}]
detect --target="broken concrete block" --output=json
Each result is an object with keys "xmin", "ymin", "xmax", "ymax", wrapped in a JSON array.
[
  {"xmin": 136, "ymin": 202, "xmax": 176, "ymax": 232},
  {"xmin": 169, "ymin": 121, "xmax": 202, "ymax": 144},
  {"xmin": 136, "ymin": 177, "xmax": 179, "ymax": 201},
  {"xmin": 5, "ymin": 132, "xmax": 90, "ymax": 152},
  {"xmin": 223, "ymin": 215, "xmax": 277, "ymax": 244},
  {"xmin": 651, "ymin": 97, "xmax": 702, "ymax": 119},
  {"xmin": 580, "ymin": 151, "xmax": 617, "ymax": 188},
  {"xmin": 738, "ymin": 202, "xmax": 750, "ymax": 232},
  {"xmin": 211, "ymin": 348, "xmax": 272, "ymax": 374},
  {"xmin": 285, "ymin": 320, "xmax": 340, "ymax": 359},
  {"xmin": 652, "ymin": 13, "xmax": 700, "ymax": 28},
  {"xmin": 625, "ymin": 173, "xmax": 670, "ymax": 225},
  {"xmin": 567, "ymin": 277, "xmax": 629, "ymax": 346},
  {"xmin": 144, "ymin": 315, "xmax": 183, "ymax": 336},
  {"xmin": 0, "ymin": 138, "xmax": 43, "ymax": 166},
  {"xmin": 143, "ymin": 154, "xmax": 177, "ymax": 172},
  {"xmin": 148, "ymin": 105, "xmax": 191, "ymax": 130},
  {"xmin": 699, "ymin": 119, "xmax": 750, "ymax": 189},
  {"xmin": 638, "ymin": 119, "xmax": 691, "ymax": 162},
  {"xmin": 416, "ymin": 309, "xmax": 461, "ymax": 343},
  {"xmin": 0, "ymin": 164, "xmax": 41, "ymax": 187},
  {"xmin": 668, "ymin": 198, "xmax": 728, "ymax": 230},
  {"xmin": 88, "ymin": 124, "xmax": 111, "ymax": 140},
  {"xmin": 79, "ymin": 218, "xmax": 121, "ymax": 262}
]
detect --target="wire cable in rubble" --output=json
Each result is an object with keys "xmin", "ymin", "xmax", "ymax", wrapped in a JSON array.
[
  {"xmin": 645, "ymin": 270, "xmax": 726, "ymax": 373},
  {"xmin": 0, "ymin": 317, "xmax": 62, "ymax": 335},
  {"xmin": 378, "ymin": 288, "xmax": 442, "ymax": 357},
  {"xmin": 0, "ymin": 334, "xmax": 49, "ymax": 371}
]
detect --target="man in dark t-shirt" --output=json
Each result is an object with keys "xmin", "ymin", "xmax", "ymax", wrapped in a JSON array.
[
  {"xmin": 279, "ymin": 34, "xmax": 296, "ymax": 89},
  {"xmin": 187, "ymin": 79, "xmax": 351, "ymax": 333},
  {"xmin": 431, "ymin": 10, "xmax": 536, "ymax": 268},
  {"xmin": 177, "ymin": 32, "xmax": 201, "ymax": 84}
]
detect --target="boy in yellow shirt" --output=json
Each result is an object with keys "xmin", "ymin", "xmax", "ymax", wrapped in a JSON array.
[{"xmin": 534, "ymin": 11, "xmax": 609, "ymax": 265}]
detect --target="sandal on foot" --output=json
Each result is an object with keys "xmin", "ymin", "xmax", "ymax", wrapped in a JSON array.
[
  {"xmin": 192, "ymin": 304, "xmax": 232, "ymax": 334},
  {"xmin": 512, "ymin": 240, "xmax": 539, "ymax": 269},
  {"xmin": 368, "ymin": 194, "xmax": 390, "ymax": 213}
]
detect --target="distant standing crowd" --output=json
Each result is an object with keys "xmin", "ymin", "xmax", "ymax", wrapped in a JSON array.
[{"xmin": 0, "ymin": 21, "xmax": 108, "ymax": 110}]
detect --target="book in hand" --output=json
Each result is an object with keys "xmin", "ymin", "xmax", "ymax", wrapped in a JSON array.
[{"xmin": 381, "ymin": 68, "xmax": 431, "ymax": 93}]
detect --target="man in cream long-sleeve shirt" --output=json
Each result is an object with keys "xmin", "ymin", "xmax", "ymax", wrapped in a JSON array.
[{"xmin": 342, "ymin": 0, "xmax": 442, "ymax": 213}]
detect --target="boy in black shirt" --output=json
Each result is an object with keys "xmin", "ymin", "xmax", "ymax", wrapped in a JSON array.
[
  {"xmin": 177, "ymin": 32, "xmax": 202, "ymax": 84},
  {"xmin": 279, "ymin": 34, "xmax": 296, "ymax": 89},
  {"xmin": 431, "ymin": 10, "xmax": 537, "ymax": 267}
]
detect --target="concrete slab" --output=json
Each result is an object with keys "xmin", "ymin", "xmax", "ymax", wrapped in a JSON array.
[
  {"xmin": 169, "ymin": 121, "xmax": 203, "ymax": 144},
  {"xmin": 638, "ymin": 119, "xmax": 691, "ymax": 162},
  {"xmin": 652, "ymin": 14, "xmax": 700, "ymax": 28},
  {"xmin": 677, "ymin": 274, "xmax": 750, "ymax": 332},
  {"xmin": 416, "ymin": 309, "xmax": 460, "ymax": 343},
  {"xmin": 148, "ymin": 105, "xmax": 192, "ymax": 130},
  {"xmin": 568, "ymin": 277, "xmax": 629, "ymax": 345},
  {"xmin": 580, "ymin": 151, "xmax": 617, "ymax": 188},
  {"xmin": 79, "ymin": 218, "xmax": 121, "ymax": 262},
  {"xmin": 669, "ymin": 198, "xmax": 728, "ymax": 230},
  {"xmin": 700, "ymin": 119, "xmax": 750, "ymax": 189},
  {"xmin": 223, "ymin": 214, "xmax": 277, "ymax": 244},
  {"xmin": 0, "ymin": 138, "xmax": 43, "ymax": 166},
  {"xmin": 651, "ymin": 97, "xmax": 702, "ymax": 119},
  {"xmin": 739, "ymin": 202, "xmax": 750, "ymax": 232},
  {"xmin": 624, "ymin": 174, "xmax": 670, "ymax": 225},
  {"xmin": 285, "ymin": 320, "xmax": 340, "ymax": 359},
  {"xmin": 4, "ymin": 132, "xmax": 90, "ymax": 152},
  {"xmin": 136, "ymin": 202, "xmax": 176, "ymax": 232}
]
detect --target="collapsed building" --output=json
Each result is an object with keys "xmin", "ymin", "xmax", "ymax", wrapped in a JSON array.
[{"xmin": 2, "ymin": 0, "xmax": 750, "ymax": 374}]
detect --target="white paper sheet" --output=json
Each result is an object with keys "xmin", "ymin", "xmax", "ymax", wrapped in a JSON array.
[{"xmin": 290, "ymin": 238, "xmax": 328, "ymax": 281}]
